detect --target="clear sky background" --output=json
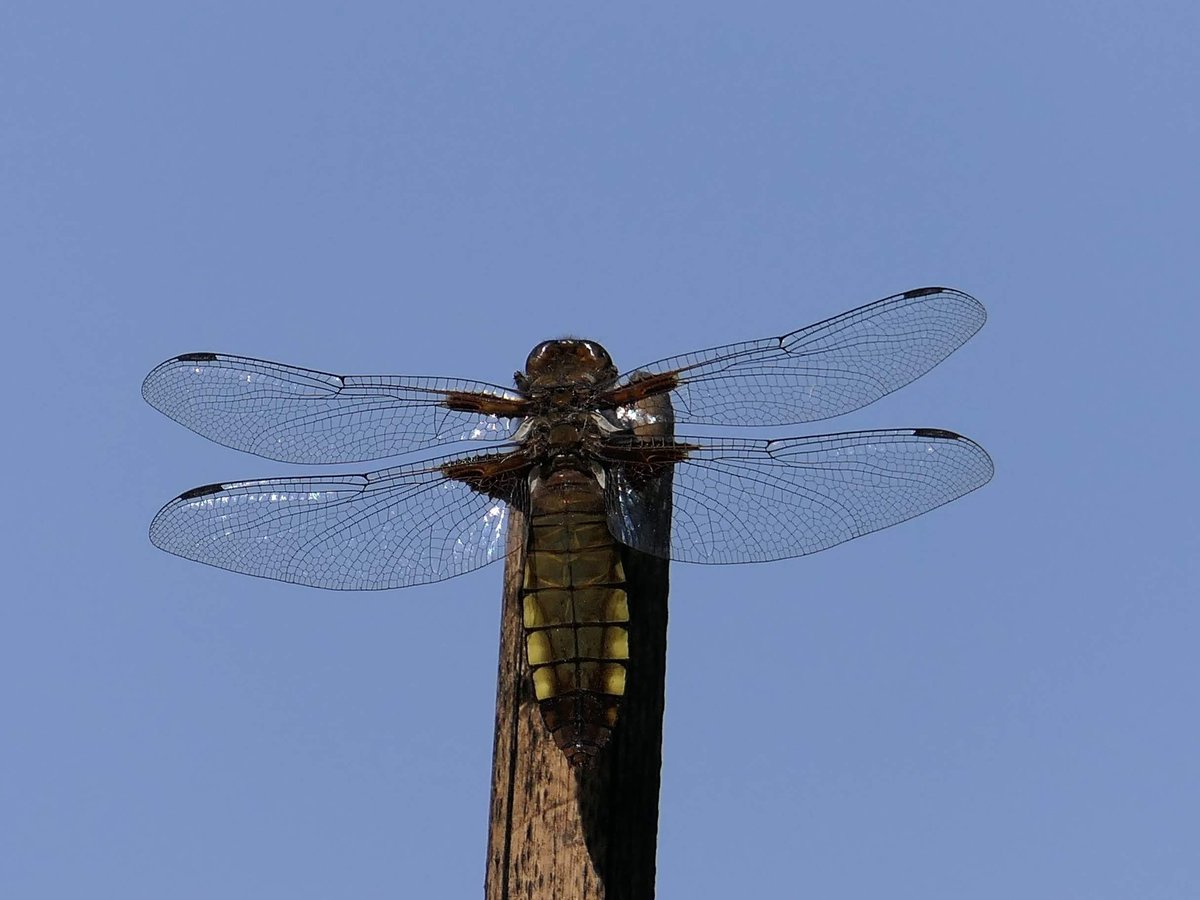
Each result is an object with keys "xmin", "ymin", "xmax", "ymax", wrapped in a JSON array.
[{"xmin": 3, "ymin": 3, "xmax": 1197, "ymax": 898}]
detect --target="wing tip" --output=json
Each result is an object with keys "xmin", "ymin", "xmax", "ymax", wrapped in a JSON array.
[
  {"xmin": 911, "ymin": 428, "xmax": 995, "ymax": 484},
  {"xmin": 142, "ymin": 352, "xmax": 220, "ymax": 405}
]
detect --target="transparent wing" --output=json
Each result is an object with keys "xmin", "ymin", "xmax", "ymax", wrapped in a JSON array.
[
  {"xmin": 615, "ymin": 288, "xmax": 985, "ymax": 427},
  {"xmin": 143, "ymin": 353, "xmax": 524, "ymax": 464},
  {"xmin": 149, "ymin": 450, "xmax": 526, "ymax": 590},
  {"xmin": 606, "ymin": 429, "xmax": 993, "ymax": 563}
]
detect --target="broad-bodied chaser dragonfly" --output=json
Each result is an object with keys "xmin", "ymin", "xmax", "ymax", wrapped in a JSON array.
[{"xmin": 144, "ymin": 287, "xmax": 992, "ymax": 765}]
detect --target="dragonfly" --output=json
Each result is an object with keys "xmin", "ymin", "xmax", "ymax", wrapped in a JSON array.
[{"xmin": 144, "ymin": 286, "xmax": 993, "ymax": 765}]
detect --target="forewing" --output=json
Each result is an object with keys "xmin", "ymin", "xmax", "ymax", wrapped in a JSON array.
[
  {"xmin": 149, "ymin": 449, "xmax": 527, "ymax": 589},
  {"xmin": 606, "ymin": 429, "xmax": 993, "ymax": 563},
  {"xmin": 614, "ymin": 288, "xmax": 985, "ymax": 427},
  {"xmin": 143, "ymin": 353, "xmax": 524, "ymax": 464}
]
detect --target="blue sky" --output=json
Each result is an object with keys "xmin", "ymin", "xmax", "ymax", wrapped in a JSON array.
[{"xmin": 3, "ymin": 3, "xmax": 1197, "ymax": 897}]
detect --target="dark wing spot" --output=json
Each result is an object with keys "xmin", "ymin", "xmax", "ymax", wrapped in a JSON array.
[
  {"xmin": 176, "ymin": 352, "xmax": 219, "ymax": 362},
  {"xmin": 902, "ymin": 286, "xmax": 946, "ymax": 299},
  {"xmin": 178, "ymin": 483, "xmax": 226, "ymax": 501},
  {"xmin": 912, "ymin": 427, "xmax": 962, "ymax": 440}
]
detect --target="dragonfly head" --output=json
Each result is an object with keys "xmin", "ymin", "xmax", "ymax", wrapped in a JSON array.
[{"xmin": 517, "ymin": 339, "xmax": 618, "ymax": 392}]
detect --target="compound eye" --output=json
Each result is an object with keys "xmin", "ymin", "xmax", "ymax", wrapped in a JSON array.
[
  {"xmin": 576, "ymin": 341, "xmax": 614, "ymax": 373},
  {"xmin": 524, "ymin": 341, "xmax": 559, "ymax": 375}
]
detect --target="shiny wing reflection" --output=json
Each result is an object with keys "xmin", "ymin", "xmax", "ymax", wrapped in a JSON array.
[
  {"xmin": 142, "ymin": 353, "xmax": 522, "ymax": 465},
  {"xmin": 616, "ymin": 288, "xmax": 985, "ymax": 428},
  {"xmin": 606, "ymin": 429, "xmax": 993, "ymax": 564},
  {"xmin": 149, "ymin": 450, "xmax": 524, "ymax": 590}
]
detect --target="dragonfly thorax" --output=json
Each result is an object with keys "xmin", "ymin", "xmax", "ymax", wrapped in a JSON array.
[{"xmin": 517, "ymin": 409, "xmax": 610, "ymax": 456}]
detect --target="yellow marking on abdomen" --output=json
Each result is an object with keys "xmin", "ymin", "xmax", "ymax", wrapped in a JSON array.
[{"xmin": 522, "ymin": 497, "xmax": 631, "ymax": 764}]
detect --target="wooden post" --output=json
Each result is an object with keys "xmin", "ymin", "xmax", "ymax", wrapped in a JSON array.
[{"xmin": 484, "ymin": 506, "xmax": 670, "ymax": 899}]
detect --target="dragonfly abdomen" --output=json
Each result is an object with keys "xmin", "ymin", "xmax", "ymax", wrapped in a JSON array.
[{"xmin": 523, "ymin": 468, "xmax": 630, "ymax": 767}]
